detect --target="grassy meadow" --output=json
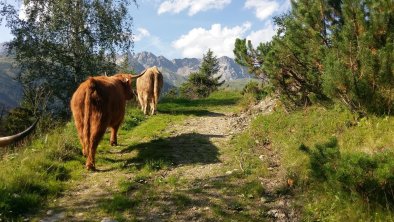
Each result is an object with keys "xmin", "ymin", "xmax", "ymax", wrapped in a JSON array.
[{"xmin": 0, "ymin": 90, "xmax": 394, "ymax": 221}]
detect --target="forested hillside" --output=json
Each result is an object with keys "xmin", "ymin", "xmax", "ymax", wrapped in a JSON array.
[
  {"xmin": 0, "ymin": 47, "xmax": 22, "ymax": 109},
  {"xmin": 0, "ymin": 57, "xmax": 21, "ymax": 108}
]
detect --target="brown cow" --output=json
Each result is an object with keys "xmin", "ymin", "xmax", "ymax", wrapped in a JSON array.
[
  {"xmin": 136, "ymin": 66, "xmax": 164, "ymax": 115},
  {"xmin": 70, "ymin": 72, "xmax": 143, "ymax": 170}
]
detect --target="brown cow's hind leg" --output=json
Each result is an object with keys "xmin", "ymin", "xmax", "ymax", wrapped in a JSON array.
[
  {"xmin": 110, "ymin": 124, "xmax": 121, "ymax": 146},
  {"xmin": 72, "ymin": 113, "xmax": 87, "ymax": 157},
  {"xmin": 85, "ymin": 120, "xmax": 106, "ymax": 171}
]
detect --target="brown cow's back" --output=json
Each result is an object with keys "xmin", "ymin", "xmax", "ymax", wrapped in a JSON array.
[
  {"xmin": 70, "ymin": 74, "xmax": 134, "ymax": 170},
  {"xmin": 71, "ymin": 76, "xmax": 127, "ymax": 130}
]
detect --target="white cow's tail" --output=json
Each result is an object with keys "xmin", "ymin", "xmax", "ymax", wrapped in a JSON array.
[{"xmin": 153, "ymin": 72, "xmax": 163, "ymax": 107}]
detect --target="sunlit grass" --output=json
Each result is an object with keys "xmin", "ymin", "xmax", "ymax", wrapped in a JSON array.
[
  {"xmin": 0, "ymin": 123, "xmax": 83, "ymax": 219},
  {"xmin": 232, "ymin": 102, "xmax": 394, "ymax": 221},
  {"xmin": 159, "ymin": 90, "xmax": 243, "ymax": 115}
]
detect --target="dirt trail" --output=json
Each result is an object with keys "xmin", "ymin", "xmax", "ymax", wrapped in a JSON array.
[{"xmin": 38, "ymin": 98, "xmax": 298, "ymax": 221}]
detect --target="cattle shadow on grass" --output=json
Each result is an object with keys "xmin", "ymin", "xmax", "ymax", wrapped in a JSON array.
[{"xmin": 117, "ymin": 132, "xmax": 221, "ymax": 169}]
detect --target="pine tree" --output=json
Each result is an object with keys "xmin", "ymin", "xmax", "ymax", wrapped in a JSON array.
[
  {"xmin": 233, "ymin": 0, "xmax": 393, "ymax": 114},
  {"xmin": 200, "ymin": 49, "xmax": 220, "ymax": 77},
  {"xmin": 180, "ymin": 49, "xmax": 224, "ymax": 99},
  {"xmin": 322, "ymin": 0, "xmax": 394, "ymax": 114},
  {"xmin": 234, "ymin": 0, "xmax": 338, "ymax": 106},
  {"xmin": 232, "ymin": 0, "xmax": 342, "ymax": 106},
  {"xmin": 263, "ymin": 0, "xmax": 338, "ymax": 105},
  {"xmin": 233, "ymin": 38, "xmax": 269, "ymax": 79}
]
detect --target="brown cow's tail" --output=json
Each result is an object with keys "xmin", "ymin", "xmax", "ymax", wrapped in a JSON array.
[{"xmin": 83, "ymin": 78, "xmax": 94, "ymax": 155}]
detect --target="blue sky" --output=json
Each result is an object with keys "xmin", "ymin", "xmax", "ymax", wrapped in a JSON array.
[{"xmin": 0, "ymin": 0, "xmax": 291, "ymax": 59}]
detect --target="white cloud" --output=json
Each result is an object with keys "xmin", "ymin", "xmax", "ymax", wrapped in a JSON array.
[
  {"xmin": 172, "ymin": 22, "xmax": 251, "ymax": 58},
  {"xmin": 133, "ymin": 28, "xmax": 151, "ymax": 42},
  {"xmin": 18, "ymin": 2, "xmax": 53, "ymax": 22},
  {"xmin": 18, "ymin": 2, "xmax": 36, "ymax": 21},
  {"xmin": 244, "ymin": 0, "xmax": 279, "ymax": 21},
  {"xmin": 172, "ymin": 22, "xmax": 278, "ymax": 58},
  {"xmin": 135, "ymin": 34, "xmax": 180, "ymax": 59},
  {"xmin": 19, "ymin": 3, "xmax": 27, "ymax": 21},
  {"xmin": 246, "ymin": 22, "xmax": 276, "ymax": 46},
  {"xmin": 158, "ymin": 0, "xmax": 231, "ymax": 16}
]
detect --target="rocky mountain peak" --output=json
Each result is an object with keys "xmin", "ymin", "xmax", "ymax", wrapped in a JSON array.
[
  {"xmin": 134, "ymin": 51, "xmax": 248, "ymax": 75},
  {"xmin": 119, "ymin": 51, "xmax": 252, "ymax": 87}
]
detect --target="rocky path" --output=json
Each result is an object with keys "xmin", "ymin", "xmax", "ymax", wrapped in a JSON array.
[{"xmin": 38, "ymin": 97, "xmax": 298, "ymax": 221}]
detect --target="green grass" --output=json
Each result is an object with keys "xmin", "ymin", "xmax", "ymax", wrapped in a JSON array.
[
  {"xmin": 159, "ymin": 90, "xmax": 242, "ymax": 115},
  {"xmin": 232, "ymin": 103, "xmax": 394, "ymax": 221},
  {"xmin": 0, "ymin": 123, "xmax": 83, "ymax": 220},
  {"xmin": 121, "ymin": 106, "xmax": 146, "ymax": 130},
  {"xmin": 99, "ymin": 194, "xmax": 137, "ymax": 213}
]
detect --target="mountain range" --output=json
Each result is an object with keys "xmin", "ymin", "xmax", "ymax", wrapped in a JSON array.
[
  {"xmin": 0, "ymin": 48, "xmax": 251, "ymax": 110},
  {"xmin": 127, "ymin": 51, "xmax": 251, "ymax": 87}
]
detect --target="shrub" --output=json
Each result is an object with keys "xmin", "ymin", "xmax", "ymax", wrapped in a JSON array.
[
  {"xmin": 303, "ymin": 138, "xmax": 394, "ymax": 208},
  {"xmin": 241, "ymin": 81, "xmax": 272, "ymax": 100},
  {"xmin": 163, "ymin": 87, "xmax": 179, "ymax": 99},
  {"xmin": 121, "ymin": 106, "xmax": 145, "ymax": 130}
]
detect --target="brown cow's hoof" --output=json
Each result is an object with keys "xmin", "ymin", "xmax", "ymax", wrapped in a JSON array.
[
  {"xmin": 86, "ymin": 165, "xmax": 96, "ymax": 171},
  {"xmin": 110, "ymin": 141, "xmax": 117, "ymax": 146}
]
